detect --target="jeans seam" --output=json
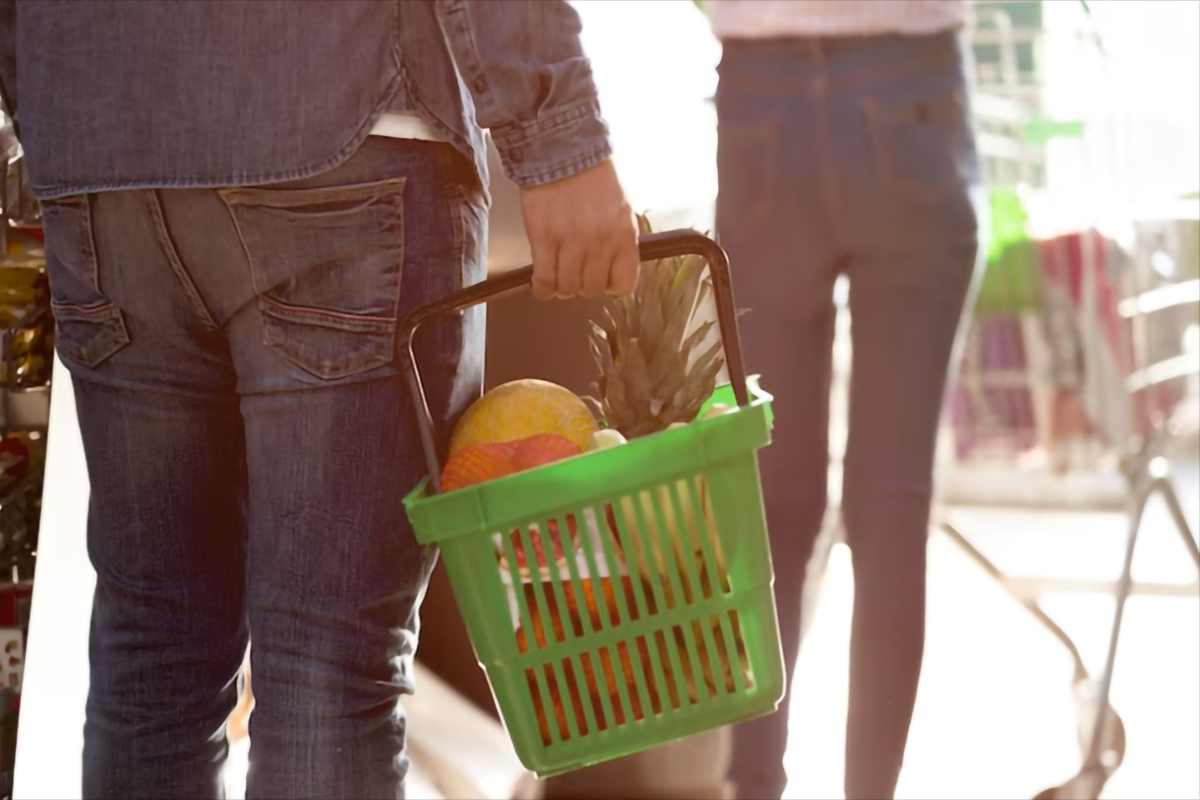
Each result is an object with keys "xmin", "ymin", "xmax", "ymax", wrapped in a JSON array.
[
  {"xmin": 216, "ymin": 190, "xmax": 264, "ymax": 299},
  {"xmin": 81, "ymin": 194, "xmax": 102, "ymax": 297},
  {"xmin": 146, "ymin": 190, "xmax": 220, "ymax": 330}
]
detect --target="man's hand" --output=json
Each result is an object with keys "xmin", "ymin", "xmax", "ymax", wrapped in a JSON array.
[{"xmin": 520, "ymin": 159, "xmax": 638, "ymax": 300}]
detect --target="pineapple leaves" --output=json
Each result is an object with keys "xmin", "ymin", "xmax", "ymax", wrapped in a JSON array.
[{"xmin": 591, "ymin": 216, "xmax": 729, "ymax": 437}]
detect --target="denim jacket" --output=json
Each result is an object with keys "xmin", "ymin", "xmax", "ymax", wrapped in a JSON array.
[{"xmin": 0, "ymin": 0, "xmax": 611, "ymax": 199}]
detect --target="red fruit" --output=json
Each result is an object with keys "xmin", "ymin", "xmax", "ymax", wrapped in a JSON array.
[
  {"xmin": 511, "ymin": 433, "xmax": 582, "ymax": 470},
  {"xmin": 441, "ymin": 442, "xmax": 517, "ymax": 492},
  {"xmin": 509, "ymin": 521, "xmax": 573, "ymax": 571}
]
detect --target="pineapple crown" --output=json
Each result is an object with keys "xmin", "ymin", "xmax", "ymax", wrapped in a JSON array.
[{"xmin": 585, "ymin": 215, "xmax": 725, "ymax": 438}]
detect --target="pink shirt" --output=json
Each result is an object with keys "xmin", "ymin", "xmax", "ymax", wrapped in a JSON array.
[{"xmin": 709, "ymin": 0, "xmax": 967, "ymax": 39}]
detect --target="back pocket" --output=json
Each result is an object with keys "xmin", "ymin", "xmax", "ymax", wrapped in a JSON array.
[
  {"xmin": 219, "ymin": 177, "xmax": 407, "ymax": 380},
  {"xmin": 861, "ymin": 89, "xmax": 976, "ymax": 200},
  {"xmin": 50, "ymin": 301, "xmax": 131, "ymax": 369},
  {"xmin": 41, "ymin": 195, "xmax": 131, "ymax": 369}
]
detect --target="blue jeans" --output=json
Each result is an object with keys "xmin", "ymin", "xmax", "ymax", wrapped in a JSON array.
[
  {"xmin": 40, "ymin": 138, "xmax": 487, "ymax": 799},
  {"xmin": 716, "ymin": 32, "xmax": 980, "ymax": 800}
]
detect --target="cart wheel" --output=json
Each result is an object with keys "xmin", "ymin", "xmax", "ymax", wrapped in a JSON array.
[{"xmin": 1034, "ymin": 764, "xmax": 1109, "ymax": 800}]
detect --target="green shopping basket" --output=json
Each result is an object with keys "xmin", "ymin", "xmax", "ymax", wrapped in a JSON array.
[{"xmin": 400, "ymin": 230, "xmax": 785, "ymax": 777}]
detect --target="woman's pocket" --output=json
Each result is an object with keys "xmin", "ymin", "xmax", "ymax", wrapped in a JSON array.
[
  {"xmin": 861, "ymin": 88, "xmax": 978, "ymax": 201},
  {"xmin": 219, "ymin": 177, "xmax": 407, "ymax": 380},
  {"xmin": 41, "ymin": 195, "xmax": 131, "ymax": 368},
  {"xmin": 716, "ymin": 119, "xmax": 779, "ymax": 221}
]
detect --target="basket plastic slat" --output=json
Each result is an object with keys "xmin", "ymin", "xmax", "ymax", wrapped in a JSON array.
[
  {"xmin": 498, "ymin": 530, "xmax": 537, "ymax": 644},
  {"xmin": 549, "ymin": 513, "xmax": 603, "ymax": 736},
  {"xmin": 710, "ymin": 611, "xmax": 743, "ymax": 696},
  {"xmin": 602, "ymin": 500, "xmax": 661, "ymax": 719},
  {"xmin": 692, "ymin": 473, "xmax": 732, "ymax": 594},
  {"xmin": 520, "ymin": 525, "xmax": 562, "ymax": 646},
  {"xmin": 540, "ymin": 519, "xmax": 580, "ymax": 640},
  {"xmin": 525, "ymin": 522, "xmax": 586, "ymax": 740},
  {"xmin": 722, "ymin": 609, "xmax": 750, "ymax": 692},
  {"xmin": 620, "ymin": 496, "xmax": 676, "ymax": 713},
  {"xmin": 575, "ymin": 515, "xmax": 639, "ymax": 728},
  {"xmin": 555, "ymin": 513, "xmax": 595, "ymax": 634},
  {"xmin": 601, "ymin": 498, "xmax": 651, "ymax": 622},
  {"xmin": 623, "ymin": 632, "xmax": 656, "ymax": 723},
  {"xmin": 666, "ymin": 479, "xmax": 746, "ymax": 695},
  {"xmin": 680, "ymin": 474, "xmax": 739, "ymax": 697},
  {"xmin": 625, "ymin": 491, "xmax": 672, "ymax": 617},
  {"xmin": 689, "ymin": 620, "xmax": 719, "ymax": 700},
  {"xmin": 640, "ymin": 485, "xmax": 702, "ymax": 710},
  {"xmin": 644, "ymin": 483, "xmax": 690, "ymax": 610},
  {"xmin": 627, "ymin": 491, "xmax": 709, "ymax": 711},
  {"xmin": 567, "ymin": 650, "xmax": 601, "ymax": 736},
  {"xmin": 602, "ymin": 642, "xmax": 638, "ymax": 729},
  {"xmin": 519, "ymin": 525, "xmax": 581, "ymax": 741},
  {"xmin": 650, "ymin": 628, "xmax": 682, "ymax": 710},
  {"xmin": 665, "ymin": 478, "xmax": 706, "ymax": 603},
  {"xmin": 553, "ymin": 512, "xmax": 618, "ymax": 731},
  {"xmin": 546, "ymin": 652, "xmax": 583, "ymax": 741},
  {"xmin": 498, "ymin": 528, "xmax": 562, "ymax": 745},
  {"xmin": 662, "ymin": 478, "xmax": 717, "ymax": 705},
  {"xmin": 577, "ymin": 650, "xmax": 611, "ymax": 733}
]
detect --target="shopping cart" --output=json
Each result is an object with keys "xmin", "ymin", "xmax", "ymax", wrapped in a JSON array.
[
  {"xmin": 399, "ymin": 230, "xmax": 785, "ymax": 777},
  {"xmin": 938, "ymin": 7, "xmax": 1200, "ymax": 798}
]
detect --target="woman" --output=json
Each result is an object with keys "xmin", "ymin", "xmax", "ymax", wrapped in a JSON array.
[{"xmin": 709, "ymin": 2, "xmax": 982, "ymax": 797}]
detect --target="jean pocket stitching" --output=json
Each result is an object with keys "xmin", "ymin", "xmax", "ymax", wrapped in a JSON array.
[
  {"xmin": 258, "ymin": 298, "xmax": 394, "ymax": 380},
  {"xmin": 41, "ymin": 194, "xmax": 105, "ymax": 307},
  {"xmin": 50, "ymin": 300, "xmax": 131, "ymax": 368},
  {"xmin": 259, "ymin": 295, "xmax": 397, "ymax": 334},
  {"xmin": 223, "ymin": 176, "xmax": 407, "ymax": 380},
  {"xmin": 218, "ymin": 177, "xmax": 408, "ymax": 210},
  {"xmin": 861, "ymin": 91, "xmax": 968, "ymax": 199},
  {"xmin": 254, "ymin": 272, "xmax": 403, "ymax": 381}
]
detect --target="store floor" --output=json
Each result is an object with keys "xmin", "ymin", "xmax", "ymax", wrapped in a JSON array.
[
  {"xmin": 18, "ymin": 362, "xmax": 1198, "ymax": 800},
  {"xmin": 783, "ymin": 457, "xmax": 1200, "ymax": 800},
  {"xmin": 219, "ymin": 460, "xmax": 1200, "ymax": 800}
]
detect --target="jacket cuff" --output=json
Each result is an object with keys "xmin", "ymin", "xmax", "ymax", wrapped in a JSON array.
[{"xmin": 490, "ymin": 98, "xmax": 613, "ymax": 188}]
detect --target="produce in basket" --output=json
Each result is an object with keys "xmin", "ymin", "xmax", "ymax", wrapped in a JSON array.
[
  {"xmin": 515, "ymin": 570, "xmax": 750, "ymax": 744},
  {"xmin": 449, "ymin": 378, "xmax": 598, "ymax": 456},
  {"xmin": 441, "ymin": 430, "xmax": 585, "ymax": 571},
  {"xmin": 584, "ymin": 217, "xmax": 734, "ymax": 591},
  {"xmin": 584, "ymin": 216, "xmax": 724, "ymax": 437}
]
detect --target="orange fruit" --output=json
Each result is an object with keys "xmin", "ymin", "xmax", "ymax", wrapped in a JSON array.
[
  {"xmin": 440, "ymin": 442, "xmax": 517, "ymax": 492},
  {"xmin": 511, "ymin": 433, "xmax": 582, "ymax": 470}
]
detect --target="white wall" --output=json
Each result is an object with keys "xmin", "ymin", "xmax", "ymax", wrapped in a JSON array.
[{"xmin": 13, "ymin": 359, "xmax": 92, "ymax": 799}]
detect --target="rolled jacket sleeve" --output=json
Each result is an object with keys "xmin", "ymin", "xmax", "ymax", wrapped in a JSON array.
[{"xmin": 435, "ymin": 0, "xmax": 612, "ymax": 187}]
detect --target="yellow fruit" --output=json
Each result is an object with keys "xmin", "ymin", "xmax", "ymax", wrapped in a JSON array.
[{"xmin": 449, "ymin": 379, "xmax": 599, "ymax": 456}]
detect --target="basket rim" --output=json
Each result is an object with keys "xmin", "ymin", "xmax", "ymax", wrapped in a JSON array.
[{"xmin": 404, "ymin": 380, "xmax": 773, "ymax": 544}]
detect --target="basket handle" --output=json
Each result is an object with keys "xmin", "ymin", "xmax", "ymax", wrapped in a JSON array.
[{"xmin": 398, "ymin": 228, "xmax": 749, "ymax": 494}]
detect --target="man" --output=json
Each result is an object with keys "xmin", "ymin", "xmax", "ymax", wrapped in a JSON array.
[
  {"xmin": 0, "ymin": 1, "xmax": 637, "ymax": 797},
  {"xmin": 708, "ymin": 1, "xmax": 981, "ymax": 798}
]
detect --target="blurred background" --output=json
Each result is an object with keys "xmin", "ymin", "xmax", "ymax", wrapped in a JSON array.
[
  {"xmin": 4, "ymin": 1, "xmax": 1198, "ymax": 799},
  {"xmin": 488, "ymin": 6, "xmax": 1200, "ymax": 797}
]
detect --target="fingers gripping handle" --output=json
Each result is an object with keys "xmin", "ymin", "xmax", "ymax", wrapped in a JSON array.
[{"xmin": 398, "ymin": 229, "xmax": 749, "ymax": 494}]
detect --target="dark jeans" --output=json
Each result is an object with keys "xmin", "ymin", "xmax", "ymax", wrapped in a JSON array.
[
  {"xmin": 716, "ymin": 33, "xmax": 981, "ymax": 800},
  {"xmin": 40, "ymin": 138, "xmax": 487, "ymax": 799}
]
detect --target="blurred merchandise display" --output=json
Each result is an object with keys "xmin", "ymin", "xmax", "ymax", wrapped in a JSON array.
[
  {"xmin": 929, "ymin": 9, "xmax": 1200, "ymax": 799},
  {"xmin": 1, "ymin": 117, "xmax": 50, "ymax": 797}
]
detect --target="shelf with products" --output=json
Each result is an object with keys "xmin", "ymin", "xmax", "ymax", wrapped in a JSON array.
[{"xmin": 1, "ymin": 115, "xmax": 50, "ymax": 796}]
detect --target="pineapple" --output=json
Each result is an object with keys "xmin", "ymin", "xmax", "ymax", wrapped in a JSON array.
[
  {"xmin": 586, "ymin": 217, "xmax": 732, "ymax": 604},
  {"xmin": 585, "ymin": 216, "xmax": 725, "ymax": 437}
]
